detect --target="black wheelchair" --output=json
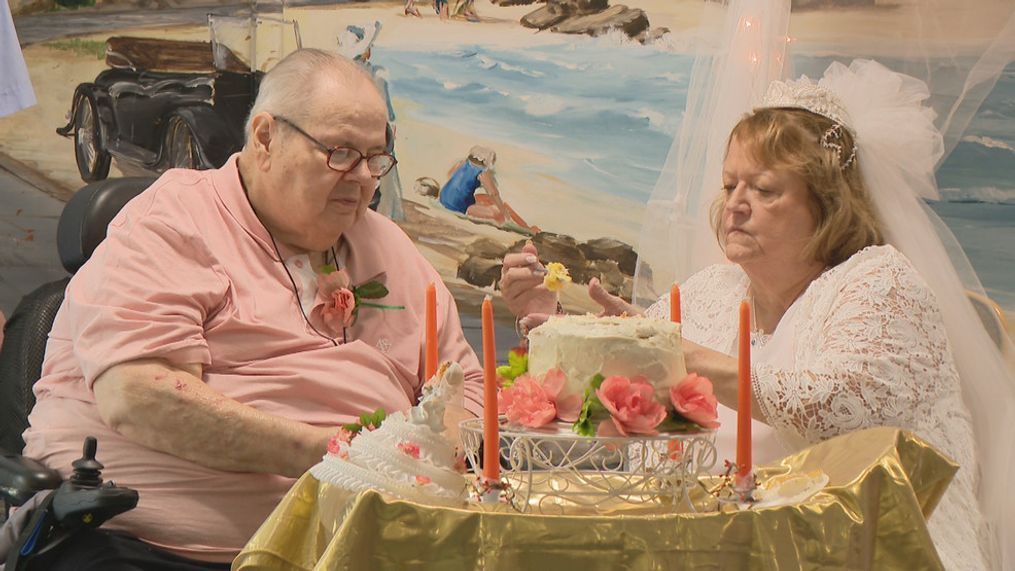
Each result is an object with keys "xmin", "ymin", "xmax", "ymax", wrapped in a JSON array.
[{"xmin": 0, "ymin": 178, "xmax": 155, "ymax": 569}]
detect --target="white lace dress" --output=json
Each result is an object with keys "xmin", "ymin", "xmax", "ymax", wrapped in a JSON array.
[{"xmin": 645, "ymin": 245, "xmax": 987, "ymax": 570}]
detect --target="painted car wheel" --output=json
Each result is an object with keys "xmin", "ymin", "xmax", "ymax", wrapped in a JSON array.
[
  {"xmin": 73, "ymin": 93, "xmax": 112, "ymax": 182},
  {"xmin": 165, "ymin": 116, "xmax": 200, "ymax": 170}
]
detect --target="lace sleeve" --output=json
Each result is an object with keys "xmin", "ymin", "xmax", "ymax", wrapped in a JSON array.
[
  {"xmin": 753, "ymin": 248, "xmax": 964, "ymax": 447},
  {"xmin": 644, "ymin": 297, "xmax": 669, "ymax": 320},
  {"xmin": 645, "ymin": 265, "xmax": 746, "ymax": 352}
]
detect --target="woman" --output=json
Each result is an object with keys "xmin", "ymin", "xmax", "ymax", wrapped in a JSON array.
[{"xmin": 501, "ymin": 61, "xmax": 1008, "ymax": 569}]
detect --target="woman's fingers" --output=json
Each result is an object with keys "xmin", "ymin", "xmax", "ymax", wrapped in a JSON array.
[
  {"xmin": 519, "ymin": 313, "xmax": 552, "ymax": 335},
  {"xmin": 588, "ymin": 277, "xmax": 639, "ymax": 316},
  {"xmin": 501, "ymin": 253, "xmax": 545, "ymax": 277},
  {"xmin": 498, "ymin": 241, "xmax": 558, "ymax": 318},
  {"xmin": 501, "ymin": 240, "xmax": 542, "ymax": 275}
]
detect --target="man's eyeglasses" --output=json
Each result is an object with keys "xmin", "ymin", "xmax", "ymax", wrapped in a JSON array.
[{"xmin": 273, "ymin": 116, "xmax": 396, "ymax": 178}]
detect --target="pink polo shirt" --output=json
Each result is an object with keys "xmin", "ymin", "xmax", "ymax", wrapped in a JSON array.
[{"xmin": 22, "ymin": 156, "xmax": 485, "ymax": 563}]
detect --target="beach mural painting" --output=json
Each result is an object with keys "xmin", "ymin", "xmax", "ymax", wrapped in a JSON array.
[{"xmin": 4, "ymin": 0, "xmax": 1014, "ymax": 322}]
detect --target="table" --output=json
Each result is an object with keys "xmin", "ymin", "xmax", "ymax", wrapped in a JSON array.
[{"xmin": 234, "ymin": 427, "xmax": 955, "ymax": 570}]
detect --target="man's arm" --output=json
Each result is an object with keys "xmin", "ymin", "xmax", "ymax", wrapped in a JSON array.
[{"xmin": 93, "ymin": 359, "xmax": 334, "ymax": 478}]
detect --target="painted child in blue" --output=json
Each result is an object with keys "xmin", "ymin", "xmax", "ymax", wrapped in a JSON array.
[
  {"xmin": 439, "ymin": 158, "xmax": 485, "ymax": 213},
  {"xmin": 437, "ymin": 146, "xmax": 539, "ymax": 233}
]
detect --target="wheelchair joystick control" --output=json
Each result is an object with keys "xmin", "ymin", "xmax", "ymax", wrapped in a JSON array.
[
  {"xmin": 7, "ymin": 437, "xmax": 140, "ymax": 569},
  {"xmin": 50, "ymin": 437, "xmax": 138, "ymax": 530},
  {"xmin": 69, "ymin": 437, "xmax": 103, "ymax": 489}
]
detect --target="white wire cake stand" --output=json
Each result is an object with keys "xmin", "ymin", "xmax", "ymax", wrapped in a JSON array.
[{"xmin": 459, "ymin": 417, "xmax": 718, "ymax": 515}]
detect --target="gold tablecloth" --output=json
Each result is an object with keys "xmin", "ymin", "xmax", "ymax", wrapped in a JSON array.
[{"xmin": 233, "ymin": 427, "xmax": 956, "ymax": 570}]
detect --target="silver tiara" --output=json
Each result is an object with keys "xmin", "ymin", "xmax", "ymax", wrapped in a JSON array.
[
  {"xmin": 759, "ymin": 77, "xmax": 857, "ymax": 168},
  {"xmin": 759, "ymin": 78, "xmax": 854, "ymax": 133}
]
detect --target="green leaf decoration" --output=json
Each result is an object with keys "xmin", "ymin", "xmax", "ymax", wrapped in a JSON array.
[
  {"xmin": 573, "ymin": 415, "xmax": 596, "ymax": 437},
  {"xmin": 355, "ymin": 281, "xmax": 390, "ymax": 300},
  {"xmin": 572, "ymin": 376, "xmax": 607, "ymax": 437},
  {"xmin": 657, "ymin": 410, "xmax": 705, "ymax": 433},
  {"xmin": 496, "ymin": 349, "xmax": 529, "ymax": 387},
  {"xmin": 342, "ymin": 423, "xmax": 363, "ymax": 434},
  {"xmin": 319, "ymin": 264, "xmax": 338, "ymax": 275},
  {"xmin": 358, "ymin": 408, "xmax": 388, "ymax": 429},
  {"xmin": 495, "ymin": 366, "xmax": 514, "ymax": 389},
  {"xmin": 509, "ymin": 349, "xmax": 529, "ymax": 373}
]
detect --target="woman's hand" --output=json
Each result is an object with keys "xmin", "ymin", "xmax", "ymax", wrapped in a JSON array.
[
  {"xmin": 682, "ymin": 338, "xmax": 767, "ymax": 422},
  {"xmin": 499, "ymin": 241, "xmax": 558, "ymax": 318},
  {"xmin": 588, "ymin": 277, "xmax": 641, "ymax": 317}
]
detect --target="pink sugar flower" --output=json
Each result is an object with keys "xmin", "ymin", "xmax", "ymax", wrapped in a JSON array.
[
  {"xmin": 498, "ymin": 368, "xmax": 581, "ymax": 428},
  {"xmin": 595, "ymin": 375, "xmax": 667, "ymax": 436},
  {"xmin": 398, "ymin": 442, "xmax": 421, "ymax": 459},
  {"xmin": 669, "ymin": 373, "xmax": 720, "ymax": 429},
  {"xmin": 327, "ymin": 428, "xmax": 354, "ymax": 456},
  {"xmin": 498, "ymin": 375, "xmax": 556, "ymax": 427}
]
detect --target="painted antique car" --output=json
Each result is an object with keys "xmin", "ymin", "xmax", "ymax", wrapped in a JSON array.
[{"xmin": 57, "ymin": 17, "xmax": 299, "ymax": 182}]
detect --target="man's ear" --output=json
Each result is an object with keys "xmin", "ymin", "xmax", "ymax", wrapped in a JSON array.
[
  {"xmin": 385, "ymin": 122, "xmax": 395, "ymax": 154},
  {"xmin": 249, "ymin": 112, "xmax": 275, "ymax": 170}
]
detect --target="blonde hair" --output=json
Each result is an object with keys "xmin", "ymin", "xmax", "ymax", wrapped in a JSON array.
[
  {"xmin": 244, "ymin": 49, "xmax": 376, "ymax": 144},
  {"xmin": 710, "ymin": 107, "xmax": 883, "ymax": 267}
]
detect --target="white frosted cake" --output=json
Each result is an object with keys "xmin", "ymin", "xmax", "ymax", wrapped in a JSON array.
[
  {"xmin": 527, "ymin": 315, "xmax": 686, "ymax": 404},
  {"xmin": 309, "ymin": 362, "xmax": 468, "ymax": 504}
]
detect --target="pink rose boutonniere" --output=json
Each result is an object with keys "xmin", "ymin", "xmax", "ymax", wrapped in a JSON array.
[{"xmin": 315, "ymin": 265, "xmax": 405, "ymax": 334}]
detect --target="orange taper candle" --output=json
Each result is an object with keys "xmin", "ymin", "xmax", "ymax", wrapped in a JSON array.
[
  {"xmin": 670, "ymin": 283, "xmax": 681, "ymax": 323},
  {"xmin": 736, "ymin": 299, "xmax": 752, "ymax": 478},
  {"xmin": 425, "ymin": 282, "xmax": 438, "ymax": 380},
  {"xmin": 481, "ymin": 295, "xmax": 500, "ymax": 481}
]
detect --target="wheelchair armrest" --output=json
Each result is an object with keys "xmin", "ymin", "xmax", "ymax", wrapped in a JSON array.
[{"xmin": 0, "ymin": 451, "xmax": 63, "ymax": 506}]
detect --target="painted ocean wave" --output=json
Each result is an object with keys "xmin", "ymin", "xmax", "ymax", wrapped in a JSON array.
[
  {"xmin": 938, "ymin": 187, "xmax": 1015, "ymax": 205},
  {"xmin": 382, "ymin": 44, "xmax": 1014, "ymax": 209},
  {"xmin": 938, "ymin": 136, "xmax": 1015, "ymax": 197},
  {"xmin": 961, "ymin": 135, "xmax": 1015, "ymax": 154}
]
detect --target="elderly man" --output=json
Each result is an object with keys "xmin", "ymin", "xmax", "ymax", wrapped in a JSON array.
[{"xmin": 21, "ymin": 49, "xmax": 484, "ymax": 569}]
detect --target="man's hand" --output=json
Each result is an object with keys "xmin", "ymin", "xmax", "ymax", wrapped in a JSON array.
[{"xmin": 499, "ymin": 241, "xmax": 558, "ymax": 318}]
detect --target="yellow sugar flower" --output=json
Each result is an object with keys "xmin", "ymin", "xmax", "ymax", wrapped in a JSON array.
[{"xmin": 543, "ymin": 262, "xmax": 572, "ymax": 292}]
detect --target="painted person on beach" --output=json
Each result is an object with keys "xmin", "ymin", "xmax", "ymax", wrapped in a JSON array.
[
  {"xmin": 450, "ymin": 0, "xmax": 480, "ymax": 22},
  {"xmin": 439, "ymin": 145, "xmax": 539, "ymax": 233},
  {"xmin": 337, "ymin": 22, "xmax": 405, "ymax": 222}
]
